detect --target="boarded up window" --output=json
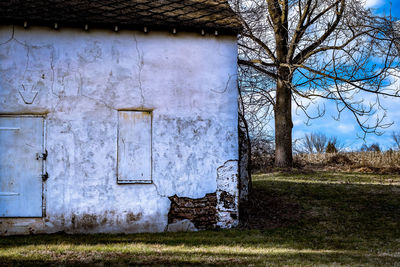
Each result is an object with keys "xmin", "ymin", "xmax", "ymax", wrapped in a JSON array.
[
  {"xmin": 0, "ymin": 116, "xmax": 44, "ymax": 217},
  {"xmin": 117, "ymin": 111, "xmax": 152, "ymax": 183}
]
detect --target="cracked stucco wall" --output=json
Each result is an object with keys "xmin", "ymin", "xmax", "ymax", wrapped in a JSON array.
[{"xmin": 0, "ymin": 25, "xmax": 239, "ymax": 234}]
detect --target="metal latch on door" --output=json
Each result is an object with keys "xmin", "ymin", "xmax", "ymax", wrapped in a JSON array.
[
  {"xmin": 36, "ymin": 149, "xmax": 48, "ymax": 160},
  {"xmin": 42, "ymin": 172, "xmax": 49, "ymax": 181}
]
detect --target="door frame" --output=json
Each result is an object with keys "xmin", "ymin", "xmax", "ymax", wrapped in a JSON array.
[{"xmin": 0, "ymin": 114, "xmax": 47, "ymax": 218}]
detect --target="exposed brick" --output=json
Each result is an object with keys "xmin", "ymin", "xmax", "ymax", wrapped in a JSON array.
[{"xmin": 168, "ymin": 193, "xmax": 217, "ymax": 230}]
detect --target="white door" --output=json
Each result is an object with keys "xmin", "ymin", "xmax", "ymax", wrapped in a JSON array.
[{"xmin": 0, "ymin": 116, "xmax": 44, "ymax": 217}]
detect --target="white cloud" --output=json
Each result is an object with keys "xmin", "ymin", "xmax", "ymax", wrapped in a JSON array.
[
  {"xmin": 338, "ymin": 124, "xmax": 356, "ymax": 133},
  {"xmin": 365, "ymin": 0, "xmax": 383, "ymax": 8}
]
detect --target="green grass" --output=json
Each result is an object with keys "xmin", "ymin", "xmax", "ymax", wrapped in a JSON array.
[{"xmin": 1, "ymin": 171, "xmax": 400, "ymax": 266}]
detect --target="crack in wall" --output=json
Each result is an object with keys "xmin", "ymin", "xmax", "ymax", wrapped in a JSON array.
[
  {"xmin": 0, "ymin": 26, "xmax": 117, "ymax": 112},
  {"xmin": 152, "ymin": 182, "xmax": 168, "ymax": 198},
  {"xmin": 1, "ymin": 26, "xmax": 58, "ymax": 109},
  {"xmin": 216, "ymin": 159, "xmax": 238, "ymax": 172},
  {"xmin": 210, "ymin": 74, "xmax": 236, "ymax": 94},
  {"xmin": 22, "ymin": 43, "xmax": 30, "ymax": 81},
  {"xmin": 49, "ymin": 44, "xmax": 63, "ymax": 113},
  {"xmin": 1, "ymin": 26, "xmax": 240, "ymax": 234},
  {"xmin": 80, "ymin": 93, "xmax": 116, "ymax": 111},
  {"xmin": 0, "ymin": 25, "xmax": 15, "ymax": 45},
  {"xmin": 133, "ymin": 34, "xmax": 145, "ymax": 106}
]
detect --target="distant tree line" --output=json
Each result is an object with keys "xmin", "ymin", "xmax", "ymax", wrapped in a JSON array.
[
  {"xmin": 292, "ymin": 131, "xmax": 400, "ymax": 154},
  {"xmin": 393, "ymin": 131, "xmax": 400, "ymax": 150},
  {"xmin": 296, "ymin": 132, "xmax": 342, "ymax": 154}
]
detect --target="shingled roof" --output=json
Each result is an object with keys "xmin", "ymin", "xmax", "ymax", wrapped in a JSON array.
[{"xmin": 0, "ymin": 0, "xmax": 242, "ymax": 34}]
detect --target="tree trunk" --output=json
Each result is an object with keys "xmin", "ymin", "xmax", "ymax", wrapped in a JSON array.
[{"xmin": 274, "ymin": 67, "xmax": 293, "ymax": 168}]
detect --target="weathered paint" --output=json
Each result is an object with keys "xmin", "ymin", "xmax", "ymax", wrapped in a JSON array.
[
  {"xmin": 117, "ymin": 110, "xmax": 152, "ymax": 183},
  {"xmin": 216, "ymin": 160, "xmax": 239, "ymax": 228},
  {"xmin": 0, "ymin": 116, "xmax": 44, "ymax": 217},
  {"xmin": 0, "ymin": 25, "xmax": 238, "ymax": 235}
]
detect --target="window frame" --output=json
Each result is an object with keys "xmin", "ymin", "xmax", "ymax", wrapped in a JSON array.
[{"xmin": 116, "ymin": 110, "xmax": 153, "ymax": 184}]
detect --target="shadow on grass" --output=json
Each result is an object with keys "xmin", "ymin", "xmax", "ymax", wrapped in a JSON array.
[
  {"xmin": 2, "ymin": 249, "xmax": 400, "ymax": 266},
  {"xmin": 1, "ymin": 178, "xmax": 400, "ymax": 265}
]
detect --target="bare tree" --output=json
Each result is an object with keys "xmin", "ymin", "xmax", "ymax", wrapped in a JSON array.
[
  {"xmin": 326, "ymin": 140, "xmax": 337, "ymax": 153},
  {"xmin": 302, "ymin": 133, "xmax": 314, "ymax": 153},
  {"xmin": 238, "ymin": 66, "xmax": 275, "ymax": 142},
  {"xmin": 299, "ymin": 132, "xmax": 340, "ymax": 153},
  {"xmin": 392, "ymin": 131, "xmax": 400, "ymax": 150},
  {"xmin": 326, "ymin": 136, "xmax": 343, "ymax": 152},
  {"xmin": 311, "ymin": 132, "xmax": 328, "ymax": 153},
  {"xmin": 360, "ymin": 143, "xmax": 381, "ymax": 152},
  {"xmin": 231, "ymin": 0, "xmax": 400, "ymax": 167}
]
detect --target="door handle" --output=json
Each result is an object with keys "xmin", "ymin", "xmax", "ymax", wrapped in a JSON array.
[
  {"xmin": 36, "ymin": 150, "xmax": 48, "ymax": 160},
  {"xmin": 42, "ymin": 172, "xmax": 49, "ymax": 182}
]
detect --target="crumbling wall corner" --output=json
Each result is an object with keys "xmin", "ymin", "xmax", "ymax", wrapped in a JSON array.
[{"xmin": 216, "ymin": 160, "xmax": 239, "ymax": 228}]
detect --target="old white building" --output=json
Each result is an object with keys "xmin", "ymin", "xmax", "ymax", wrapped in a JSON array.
[{"xmin": 0, "ymin": 0, "xmax": 241, "ymax": 234}]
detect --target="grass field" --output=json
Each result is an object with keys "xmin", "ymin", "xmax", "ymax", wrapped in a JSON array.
[{"xmin": 1, "ymin": 171, "xmax": 400, "ymax": 266}]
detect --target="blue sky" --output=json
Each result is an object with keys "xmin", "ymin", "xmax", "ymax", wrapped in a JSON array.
[
  {"xmin": 291, "ymin": 0, "xmax": 400, "ymax": 151},
  {"xmin": 366, "ymin": 0, "xmax": 400, "ymax": 18}
]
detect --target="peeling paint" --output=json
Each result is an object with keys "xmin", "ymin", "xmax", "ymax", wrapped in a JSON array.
[
  {"xmin": 0, "ymin": 26, "xmax": 239, "ymax": 235},
  {"xmin": 216, "ymin": 160, "xmax": 239, "ymax": 228},
  {"xmin": 219, "ymin": 191, "xmax": 236, "ymax": 209}
]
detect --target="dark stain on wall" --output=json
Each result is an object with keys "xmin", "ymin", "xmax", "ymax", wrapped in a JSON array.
[
  {"xmin": 126, "ymin": 212, "xmax": 142, "ymax": 223},
  {"xmin": 78, "ymin": 214, "xmax": 97, "ymax": 230}
]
